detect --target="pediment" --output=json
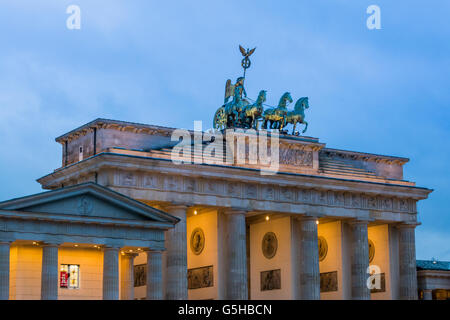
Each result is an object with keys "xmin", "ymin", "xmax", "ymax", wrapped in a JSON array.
[{"xmin": 0, "ymin": 183, "xmax": 178, "ymax": 223}]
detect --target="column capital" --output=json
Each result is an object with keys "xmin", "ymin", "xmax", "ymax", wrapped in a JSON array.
[
  {"xmin": 102, "ymin": 245, "xmax": 121, "ymax": 251},
  {"xmin": 41, "ymin": 241, "xmax": 63, "ymax": 247},
  {"xmin": 296, "ymin": 215, "xmax": 320, "ymax": 222},
  {"xmin": 144, "ymin": 248, "xmax": 165, "ymax": 254},
  {"xmin": 222, "ymin": 208, "xmax": 247, "ymax": 215},
  {"xmin": 347, "ymin": 219, "xmax": 371, "ymax": 226},
  {"xmin": 396, "ymin": 223, "xmax": 420, "ymax": 229},
  {"xmin": 164, "ymin": 204, "xmax": 189, "ymax": 211},
  {"xmin": 121, "ymin": 252, "xmax": 139, "ymax": 258}
]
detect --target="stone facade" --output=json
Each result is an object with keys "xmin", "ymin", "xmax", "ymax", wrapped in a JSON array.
[{"xmin": 1, "ymin": 118, "xmax": 433, "ymax": 299}]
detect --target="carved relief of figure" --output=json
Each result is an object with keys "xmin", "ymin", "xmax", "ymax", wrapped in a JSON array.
[
  {"xmin": 352, "ymin": 194, "xmax": 361, "ymax": 207},
  {"xmin": 368, "ymin": 197, "xmax": 378, "ymax": 209}
]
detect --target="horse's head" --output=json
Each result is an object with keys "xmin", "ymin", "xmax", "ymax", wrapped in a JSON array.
[
  {"xmin": 295, "ymin": 97, "xmax": 309, "ymax": 111},
  {"xmin": 278, "ymin": 92, "xmax": 293, "ymax": 108},
  {"xmin": 257, "ymin": 90, "xmax": 267, "ymax": 104}
]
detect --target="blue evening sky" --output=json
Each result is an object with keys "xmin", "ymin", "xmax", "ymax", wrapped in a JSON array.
[{"xmin": 0, "ymin": 1, "xmax": 449, "ymax": 260}]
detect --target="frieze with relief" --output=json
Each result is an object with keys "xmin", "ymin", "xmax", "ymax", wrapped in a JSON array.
[
  {"xmin": 188, "ymin": 265, "xmax": 213, "ymax": 290},
  {"xmin": 143, "ymin": 175, "xmax": 158, "ymax": 189},
  {"xmin": 227, "ymin": 182, "xmax": 242, "ymax": 197},
  {"xmin": 279, "ymin": 148, "xmax": 313, "ymax": 167},
  {"xmin": 164, "ymin": 176, "xmax": 179, "ymax": 191},
  {"xmin": 184, "ymin": 178, "xmax": 198, "ymax": 193},
  {"xmin": 260, "ymin": 269, "xmax": 281, "ymax": 291},
  {"xmin": 280, "ymin": 188, "xmax": 294, "ymax": 201},
  {"xmin": 245, "ymin": 184, "xmax": 258, "ymax": 199},
  {"xmin": 121, "ymin": 172, "xmax": 137, "ymax": 187},
  {"xmin": 114, "ymin": 170, "xmax": 417, "ymax": 214},
  {"xmin": 262, "ymin": 185, "xmax": 275, "ymax": 200},
  {"xmin": 320, "ymin": 271, "xmax": 338, "ymax": 292}
]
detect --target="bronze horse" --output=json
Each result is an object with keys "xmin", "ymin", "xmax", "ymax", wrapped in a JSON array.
[
  {"xmin": 285, "ymin": 97, "xmax": 309, "ymax": 135},
  {"xmin": 241, "ymin": 90, "xmax": 266, "ymax": 129},
  {"xmin": 262, "ymin": 92, "xmax": 293, "ymax": 130}
]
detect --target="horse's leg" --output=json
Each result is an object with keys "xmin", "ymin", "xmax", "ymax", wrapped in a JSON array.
[
  {"xmin": 292, "ymin": 121, "xmax": 297, "ymax": 135},
  {"xmin": 234, "ymin": 111, "xmax": 238, "ymax": 127},
  {"xmin": 302, "ymin": 121, "xmax": 308, "ymax": 133}
]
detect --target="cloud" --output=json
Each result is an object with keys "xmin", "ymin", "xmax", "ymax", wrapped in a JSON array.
[{"xmin": 416, "ymin": 228, "xmax": 450, "ymax": 261}]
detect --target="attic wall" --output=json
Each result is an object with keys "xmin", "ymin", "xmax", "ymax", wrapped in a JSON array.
[{"xmin": 62, "ymin": 128, "xmax": 174, "ymax": 167}]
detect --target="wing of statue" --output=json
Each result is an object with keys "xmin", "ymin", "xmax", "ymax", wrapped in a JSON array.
[
  {"xmin": 248, "ymin": 47, "xmax": 256, "ymax": 56},
  {"xmin": 239, "ymin": 45, "xmax": 246, "ymax": 56},
  {"xmin": 224, "ymin": 79, "xmax": 234, "ymax": 103}
]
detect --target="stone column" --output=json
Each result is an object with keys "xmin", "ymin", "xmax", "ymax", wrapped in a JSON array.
[
  {"xmin": 224, "ymin": 210, "xmax": 248, "ymax": 300},
  {"xmin": 0, "ymin": 241, "xmax": 11, "ymax": 300},
  {"xmin": 349, "ymin": 221, "xmax": 371, "ymax": 300},
  {"xmin": 297, "ymin": 216, "xmax": 320, "ymax": 300},
  {"xmin": 41, "ymin": 243, "xmax": 60, "ymax": 300},
  {"xmin": 146, "ymin": 250, "xmax": 163, "ymax": 300},
  {"xmin": 103, "ymin": 247, "xmax": 119, "ymax": 300},
  {"xmin": 164, "ymin": 205, "xmax": 187, "ymax": 300},
  {"xmin": 398, "ymin": 224, "xmax": 418, "ymax": 300},
  {"xmin": 120, "ymin": 252, "xmax": 138, "ymax": 300}
]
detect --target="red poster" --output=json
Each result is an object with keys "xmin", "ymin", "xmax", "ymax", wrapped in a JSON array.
[{"xmin": 60, "ymin": 271, "xmax": 68, "ymax": 288}]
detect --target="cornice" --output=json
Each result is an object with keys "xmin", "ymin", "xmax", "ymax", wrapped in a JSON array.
[
  {"xmin": 55, "ymin": 118, "xmax": 179, "ymax": 144},
  {"xmin": 0, "ymin": 209, "xmax": 174, "ymax": 230},
  {"xmin": 320, "ymin": 148, "xmax": 410, "ymax": 165}
]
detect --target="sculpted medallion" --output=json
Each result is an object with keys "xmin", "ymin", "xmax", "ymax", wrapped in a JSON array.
[
  {"xmin": 368, "ymin": 239, "xmax": 375, "ymax": 263},
  {"xmin": 190, "ymin": 228, "xmax": 205, "ymax": 255},
  {"xmin": 262, "ymin": 232, "xmax": 278, "ymax": 259},
  {"xmin": 77, "ymin": 196, "xmax": 93, "ymax": 215},
  {"xmin": 318, "ymin": 236, "xmax": 328, "ymax": 262}
]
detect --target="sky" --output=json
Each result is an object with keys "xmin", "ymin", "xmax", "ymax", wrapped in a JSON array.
[{"xmin": 0, "ymin": 1, "xmax": 449, "ymax": 260}]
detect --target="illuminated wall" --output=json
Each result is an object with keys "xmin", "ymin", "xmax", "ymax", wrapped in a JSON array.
[
  {"xmin": 318, "ymin": 221, "xmax": 345, "ymax": 300},
  {"xmin": 368, "ymin": 224, "xmax": 393, "ymax": 300},
  {"xmin": 187, "ymin": 209, "xmax": 220, "ymax": 300},
  {"xmin": 9, "ymin": 245, "xmax": 105, "ymax": 300},
  {"xmin": 249, "ymin": 217, "xmax": 292, "ymax": 299}
]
